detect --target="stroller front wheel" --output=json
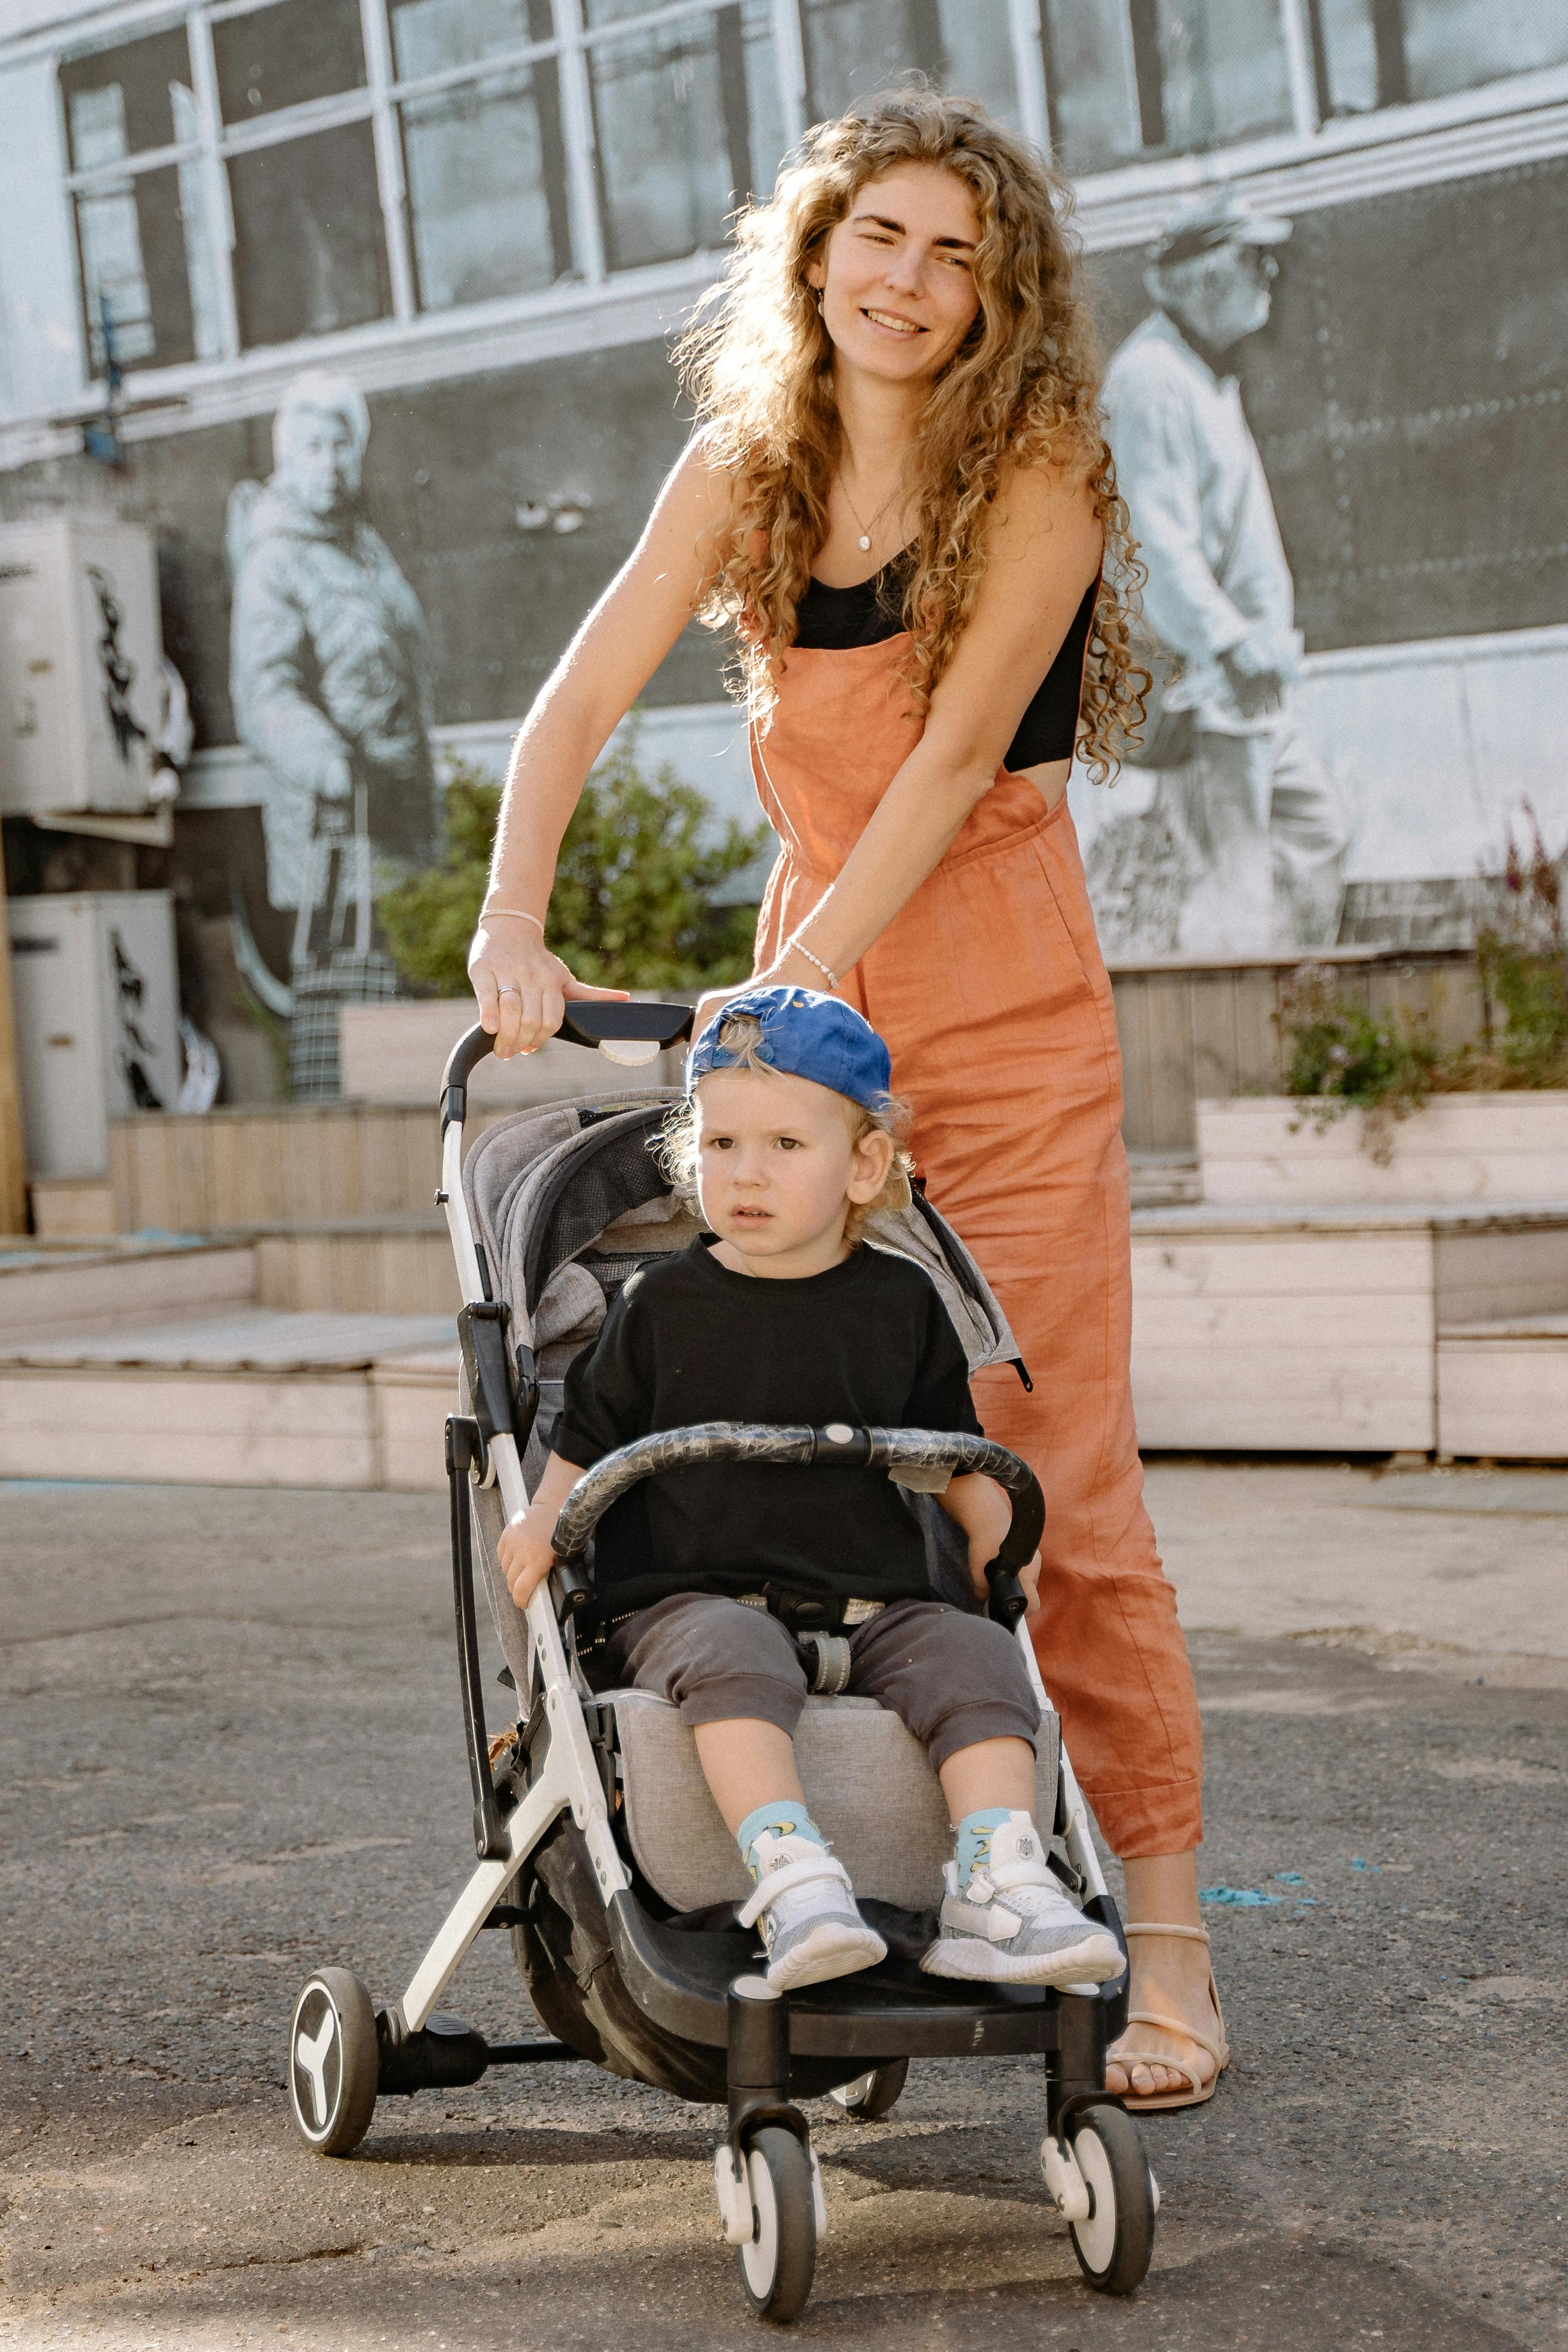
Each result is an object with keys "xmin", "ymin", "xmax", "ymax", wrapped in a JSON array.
[
  {"xmin": 737, "ymin": 2126, "xmax": 817, "ymax": 2323},
  {"xmin": 1064, "ymin": 2103, "xmax": 1155, "ymax": 2295},
  {"xmin": 287, "ymin": 1969, "xmax": 379, "ymax": 2158}
]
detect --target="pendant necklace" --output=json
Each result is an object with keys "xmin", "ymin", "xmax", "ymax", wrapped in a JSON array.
[{"xmin": 840, "ymin": 469, "xmax": 901, "ymax": 556}]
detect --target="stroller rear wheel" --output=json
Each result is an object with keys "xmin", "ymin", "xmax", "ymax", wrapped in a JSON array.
[
  {"xmin": 1064, "ymin": 2103, "xmax": 1155, "ymax": 2295},
  {"xmin": 737, "ymin": 2126, "xmax": 817, "ymax": 2323},
  {"xmin": 829, "ymin": 2059, "xmax": 909, "ymax": 2121},
  {"xmin": 287, "ymin": 1969, "xmax": 379, "ymax": 2158}
]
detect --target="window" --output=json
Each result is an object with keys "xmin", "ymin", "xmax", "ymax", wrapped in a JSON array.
[
  {"xmin": 1042, "ymin": 0, "xmax": 1294, "ymax": 171},
  {"xmin": 60, "ymin": 32, "xmax": 224, "ymax": 369},
  {"xmin": 229, "ymin": 124, "xmax": 393, "ymax": 345},
  {"xmin": 801, "ymin": 0, "xmax": 1021, "ymax": 127},
  {"xmin": 585, "ymin": 1, "xmax": 784, "ymax": 271},
  {"xmin": 212, "ymin": 0, "xmax": 367, "ymax": 120},
  {"xmin": 1306, "ymin": 0, "xmax": 1568, "ymax": 113},
  {"xmin": 401, "ymin": 67, "xmax": 573, "ymax": 304},
  {"xmin": 53, "ymin": 0, "xmax": 1568, "ymax": 390}
]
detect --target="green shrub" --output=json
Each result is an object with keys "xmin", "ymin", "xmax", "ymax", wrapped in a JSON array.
[
  {"xmin": 378, "ymin": 735, "xmax": 772, "ymax": 998},
  {"xmin": 1275, "ymin": 964, "xmax": 1443, "ymax": 1162},
  {"xmin": 1475, "ymin": 814, "xmax": 1568, "ymax": 1085},
  {"xmin": 1277, "ymin": 817, "xmax": 1568, "ymax": 1155}
]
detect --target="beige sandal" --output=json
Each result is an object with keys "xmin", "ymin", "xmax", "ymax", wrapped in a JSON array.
[{"xmin": 1107, "ymin": 1922, "xmax": 1230, "ymax": 2112}]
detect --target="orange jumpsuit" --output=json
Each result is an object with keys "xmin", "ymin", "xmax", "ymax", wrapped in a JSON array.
[{"xmin": 752, "ymin": 630, "xmax": 1204, "ymax": 1860}]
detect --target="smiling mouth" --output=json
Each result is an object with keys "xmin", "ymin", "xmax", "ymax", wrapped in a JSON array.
[{"xmin": 861, "ymin": 307, "xmax": 923, "ymax": 337}]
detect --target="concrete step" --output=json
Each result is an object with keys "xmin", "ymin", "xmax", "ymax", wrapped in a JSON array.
[
  {"xmin": 0, "ymin": 1308, "xmax": 456, "ymax": 1490},
  {"xmin": 0, "ymin": 1237, "xmax": 256, "ymax": 1338},
  {"xmin": 1438, "ymin": 1313, "xmax": 1568, "ymax": 1462}
]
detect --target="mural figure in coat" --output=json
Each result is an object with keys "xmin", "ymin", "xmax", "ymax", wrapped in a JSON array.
[
  {"xmin": 1096, "ymin": 191, "xmax": 1351, "ymax": 959},
  {"xmin": 226, "ymin": 369, "xmax": 435, "ymax": 1097}
]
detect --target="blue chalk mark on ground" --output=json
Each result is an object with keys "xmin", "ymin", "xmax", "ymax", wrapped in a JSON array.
[
  {"xmin": 1199, "ymin": 1886, "xmax": 1282, "ymax": 1906},
  {"xmin": 1274, "ymin": 1871, "xmax": 1306, "ymax": 1885},
  {"xmin": 1349, "ymin": 1857, "xmax": 1380, "ymax": 1872}
]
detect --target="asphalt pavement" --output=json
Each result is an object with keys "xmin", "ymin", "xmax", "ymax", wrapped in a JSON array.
[{"xmin": 2, "ymin": 1472, "xmax": 1564, "ymax": 2349}]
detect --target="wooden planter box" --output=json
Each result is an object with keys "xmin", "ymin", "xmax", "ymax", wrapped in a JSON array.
[{"xmin": 1198, "ymin": 1093, "xmax": 1568, "ymax": 1207}]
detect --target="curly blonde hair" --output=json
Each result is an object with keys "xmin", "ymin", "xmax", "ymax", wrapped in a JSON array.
[
  {"xmin": 675, "ymin": 85, "xmax": 1147, "ymax": 784},
  {"xmin": 659, "ymin": 1014, "xmax": 915, "ymax": 1246}
]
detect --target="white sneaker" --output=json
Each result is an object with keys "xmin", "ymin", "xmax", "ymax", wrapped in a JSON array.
[
  {"xmin": 919, "ymin": 1813, "xmax": 1123, "ymax": 1988},
  {"xmin": 738, "ymin": 1829, "xmax": 887, "ymax": 1992}
]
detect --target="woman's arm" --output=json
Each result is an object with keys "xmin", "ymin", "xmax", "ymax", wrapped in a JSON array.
[
  {"xmin": 472, "ymin": 437, "xmax": 734, "ymax": 1056},
  {"xmin": 748, "ymin": 462, "xmax": 1103, "ymax": 1002}
]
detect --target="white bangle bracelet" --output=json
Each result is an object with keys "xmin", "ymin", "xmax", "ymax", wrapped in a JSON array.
[
  {"xmin": 483, "ymin": 906, "xmax": 545, "ymax": 933},
  {"xmin": 791, "ymin": 939, "xmax": 839, "ymax": 990}
]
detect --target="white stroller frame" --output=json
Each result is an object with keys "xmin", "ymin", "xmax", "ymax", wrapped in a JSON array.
[{"xmin": 286, "ymin": 1008, "xmax": 1157, "ymax": 2322}]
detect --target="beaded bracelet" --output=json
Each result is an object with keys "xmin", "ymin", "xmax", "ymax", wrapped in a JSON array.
[{"xmin": 791, "ymin": 937, "xmax": 839, "ymax": 991}]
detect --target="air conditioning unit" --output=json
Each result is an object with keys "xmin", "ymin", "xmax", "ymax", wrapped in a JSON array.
[
  {"xmin": 0, "ymin": 517, "xmax": 163, "ymax": 816},
  {"xmin": 6, "ymin": 891, "xmax": 182, "ymax": 1179}
]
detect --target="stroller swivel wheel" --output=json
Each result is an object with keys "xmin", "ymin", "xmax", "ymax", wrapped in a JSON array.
[
  {"xmin": 829, "ymin": 2059, "xmax": 909, "ymax": 2121},
  {"xmin": 288, "ymin": 1970, "xmax": 379, "ymax": 2158},
  {"xmin": 1064, "ymin": 2103, "xmax": 1155, "ymax": 2295},
  {"xmin": 736, "ymin": 2127, "xmax": 817, "ymax": 2323}
]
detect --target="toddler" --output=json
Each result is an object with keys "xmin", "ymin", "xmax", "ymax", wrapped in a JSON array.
[{"xmin": 499, "ymin": 986, "xmax": 1121, "ymax": 1995}]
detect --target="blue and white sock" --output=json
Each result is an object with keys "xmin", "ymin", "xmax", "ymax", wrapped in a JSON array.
[
  {"xmin": 737, "ymin": 1799, "xmax": 827, "ymax": 1876},
  {"xmin": 953, "ymin": 1807, "xmax": 1014, "ymax": 1888}
]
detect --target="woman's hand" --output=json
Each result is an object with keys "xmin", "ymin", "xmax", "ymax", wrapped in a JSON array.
[{"xmin": 468, "ymin": 915, "xmax": 629, "ymax": 1060}]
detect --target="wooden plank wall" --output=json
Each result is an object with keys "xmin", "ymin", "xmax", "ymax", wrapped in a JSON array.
[
  {"xmin": 108, "ymin": 1105, "xmax": 512, "ymax": 1232},
  {"xmin": 107, "ymin": 949, "xmax": 1484, "ymax": 1222},
  {"xmin": 1113, "ymin": 949, "xmax": 1481, "ymax": 1155}
]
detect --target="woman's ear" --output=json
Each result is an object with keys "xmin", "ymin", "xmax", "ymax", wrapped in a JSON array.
[{"xmin": 846, "ymin": 1124, "xmax": 895, "ymax": 1204}]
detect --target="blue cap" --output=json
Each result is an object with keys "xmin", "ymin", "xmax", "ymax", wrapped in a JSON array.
[{"xmin": 686, "ymin": 986, "xmax": 892, "ymax": 1111}]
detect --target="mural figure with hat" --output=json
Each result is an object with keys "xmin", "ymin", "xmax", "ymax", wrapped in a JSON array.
[
  {"xmin": 226, "ymin": 368, "xmax": 436, "ymax": 1097},
  {"xmin": 1095, "ymin": 189, "xmax": 1349, "ymax": 958}
]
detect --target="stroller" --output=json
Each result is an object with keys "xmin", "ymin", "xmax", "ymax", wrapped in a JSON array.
[{"xmin": 287, "ymin": 1007, "xmax": 1157, "ymax": 2321}]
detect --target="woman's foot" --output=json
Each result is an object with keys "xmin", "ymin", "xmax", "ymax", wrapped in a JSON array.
[
  {"xmin": 1106, "ymin": 1924, "xmax": 1225, "ymax": 2101},
  {"xmin": 738, "ymin": 1828, "xmax": 887, "ymax": 1991}
]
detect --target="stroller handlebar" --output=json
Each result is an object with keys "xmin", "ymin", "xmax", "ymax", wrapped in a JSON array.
[
  {"xmin": 440, "ymin": 1008, "xmax": 696, "ymax": 1130},
  {"xmin": 550, "ymin": 1422, "xmax": 1045, "ymax": 1629}
]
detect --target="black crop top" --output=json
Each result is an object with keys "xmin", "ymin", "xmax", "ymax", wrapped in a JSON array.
[{"xmin": 793, "ymin": 554, "xmax": 1096, "ymax": 769}]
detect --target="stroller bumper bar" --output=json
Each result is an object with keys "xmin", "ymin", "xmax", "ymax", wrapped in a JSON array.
[{"xmin": 551, "ymin": 1422, "xmax": 1046, "ymax": 1627}]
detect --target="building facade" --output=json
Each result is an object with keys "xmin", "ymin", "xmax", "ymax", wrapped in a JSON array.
[{"xmin": 1, "ymin": 0, "xmax": 1565, "ymax": 1078}]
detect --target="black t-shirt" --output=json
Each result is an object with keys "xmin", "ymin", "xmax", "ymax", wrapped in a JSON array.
[{"xmin": 553, "ymin": 1238, "xmax": 982, "ymax": 1616}]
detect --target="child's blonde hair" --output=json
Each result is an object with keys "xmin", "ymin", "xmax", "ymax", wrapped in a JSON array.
[{"xmin": 659, "ymin": 1012, "xmax": 915, "ymax": 1245}]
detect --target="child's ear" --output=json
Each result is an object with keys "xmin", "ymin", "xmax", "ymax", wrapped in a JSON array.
[{"xmin": 846, "ymin": 1124, "xmax": 895, "ymax": 1204}]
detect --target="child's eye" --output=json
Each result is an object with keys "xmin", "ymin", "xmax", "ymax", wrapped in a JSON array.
[
  {"xmin": 775, "ymin": 1136, "xmax": 802, "ymax": 1151},
  {"xmin": 705, "ymin": 1135, "xmax": 734, "ymax": 1151}
]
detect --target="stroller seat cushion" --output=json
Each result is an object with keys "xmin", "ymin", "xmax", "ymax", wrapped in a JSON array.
[{"xmin": 606, "ymin": 1688, "xmax": 1060, "ymax": 1917}]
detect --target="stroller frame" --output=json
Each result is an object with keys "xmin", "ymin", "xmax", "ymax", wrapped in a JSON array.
[{"xmin": 287, "ymin": 1009, "xmax": 1157, "ymax": 2318}]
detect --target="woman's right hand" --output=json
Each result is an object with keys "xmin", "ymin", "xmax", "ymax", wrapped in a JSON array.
[{"xmin": 468, "ymin": 914, "xmax": 629, "ymax": 1059}]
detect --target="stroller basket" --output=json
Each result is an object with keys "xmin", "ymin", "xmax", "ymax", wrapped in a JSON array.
[{"xmin": 286, "ymin": 1010, "xmax": 1158, "ymax": 2320}]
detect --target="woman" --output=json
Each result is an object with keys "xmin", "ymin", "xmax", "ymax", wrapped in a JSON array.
[{"xmin": 468, "ymin": 91, "xmax": 1225, "ymax": 2110}]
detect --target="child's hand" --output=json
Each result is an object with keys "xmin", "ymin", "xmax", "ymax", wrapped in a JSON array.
[
  {"xmin": 496, "ymin": 1499, "xmax": 560, "ymax": 1611},
  {"xmin": 496, "ymin": 1453, "xmax": 587, "ymax": 1612}
]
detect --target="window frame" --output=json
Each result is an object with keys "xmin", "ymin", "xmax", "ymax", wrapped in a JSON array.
[{"xmin": 40, "ymin": 0, "xmax": 1568, "ymax": 407}]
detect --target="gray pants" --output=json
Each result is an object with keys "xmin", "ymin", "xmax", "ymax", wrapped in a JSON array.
[
  {"xmin": 1165, "ymin": 712, "xmax": 1349, "ymax": 956},
  {"xmin": 598, "ymin": 1593, "xmax": 1040, "ymax": 1773}
]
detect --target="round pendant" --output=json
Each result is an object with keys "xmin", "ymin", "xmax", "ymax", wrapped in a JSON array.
[{"xmin": 857, "ymin": 533, "xmax": 871, "ymax": 551}]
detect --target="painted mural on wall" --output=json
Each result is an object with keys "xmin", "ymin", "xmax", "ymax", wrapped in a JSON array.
[
  {"xmin": 225, "ymin": 370, "xmax": 436, "ymax": 1097},
  {"xmin": 1090, "ymin": 189, "xmax": 1351, "ymax": 960}
]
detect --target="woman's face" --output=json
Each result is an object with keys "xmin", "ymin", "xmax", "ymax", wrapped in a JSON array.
[{"xmin": 809, "ymin": 162, "xmax": 983, "ymax": 388}]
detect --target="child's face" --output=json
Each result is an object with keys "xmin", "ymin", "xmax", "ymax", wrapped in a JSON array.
[{"xmin": 694, "ymin": 1066, "xmax": 895, "ymax": 1274}]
